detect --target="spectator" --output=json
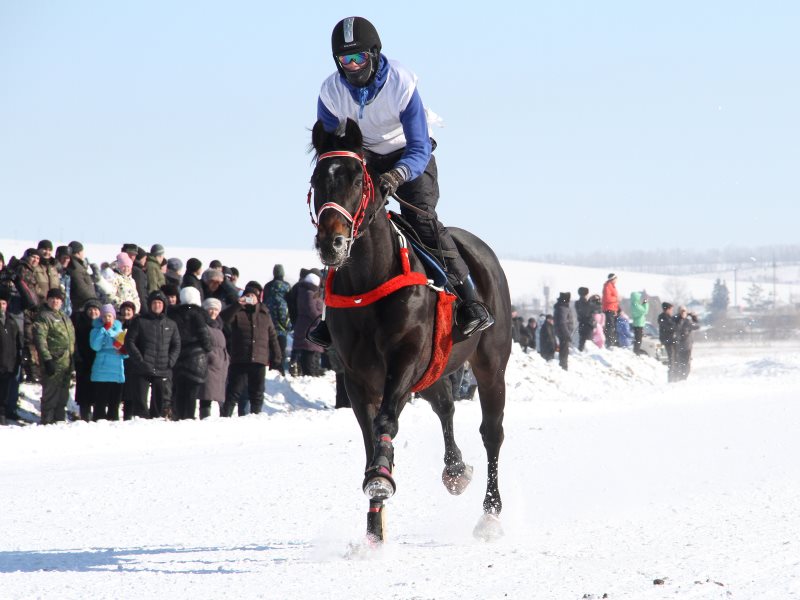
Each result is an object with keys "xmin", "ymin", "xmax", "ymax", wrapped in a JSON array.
[
  {"xmin": 522, "ymin": 317, "xmax": 537, "ymax": 353},
  {"xmin": 264, "ymin": 264, "xmax": 291, "ymax": 375},
  {"xmin": 575, "ymin": 287, "xmax": 593, "ymax": 352},
  {"xmin": 291, "ymin": 271, "xmax": 325, "ymax": 376},
  {"xmin": 601, "ymin": 273, "xmax": 619, "ymax": 348},
  {"xmin": 554, "ymin": 292, "xmax": 574, "ymax": 371},
  {"xmin": 229, "ymin": 267, "xmax": 241, "ymax": 291},
  {"xmin": 675, "ymin": 307, "xmax": 700, "ymax": 381},
  {"xmin": 146, "ymin": 244, "xmax": 166, "ymax": 294},
  {"xmin": 89, "ymin": 304, "xmax": 127, "ymax": 420},
  {"xmin": 65, "ymin": 241, "xmax": 97, "ymax": 313},
  {"xmin": 630, "ymin": 291, "xmax": 648, "ymax": 355},
  {"xmin": 616, "ymin": 310, "xmax": 634, "ymax": 348},
  {"xmin": 33, "ymin": 240, "xmax": 60, "ymax": 302},
  {"xmin": 72, "ymin": 298, "xmax": 102, "ymax": 421},
  {"xmin": 117, "ymin": 301, "xmax": 139, "ymax": 420},
  {"xmin": 182, "ymin": 258, "xmax": 204, "ymax": 296},
  {"xmin": 0, "ymin": 289, "xmax": 22, "ymax": 426},
  {"xmin": 201, "ymin": 268, "xmax": 239, "ymax": 307},
  {"xmin": 165, "ymin": 258, "xmax": 183, "ymax": 289},
  {"xmin": 199, "ymin": 298, "xmax": 229, "ymax": 419},
  {"xmin": 55, "ymin": 246, "xmax": 72, "ymax": 317},
  {"xmin": 96, "ymin": 252, "xmax": 141, "ymax": 313},
  {"xmin": 220, "ymin": 281, "xmax": 281, "ymax": 417},
  {"xmin": 122, "ymin": 245, "xmax": 147, "ymax": 314},
  {"xmin": 590, "ymin": 294, "xmax": 605, "ymax": 349},
  {"xmin": 170, "ymin": 287, "xmax": 211, "ymax": 420},
  {"xmin": 33, "ymin": 288, "xmax": 76, "ymax": 424},
  {"xmin": 538, "ymin": 314, "xmax": 556, "ymax": 362},
  {"xmin": 658, "ymin": 302, "xmax": 678, "ymax": 382},
  {"xmin": 209, "ymin": 260, "xmax": 223, "ymax": 271},
  {"xmin": 124, "ymin": 290, "xmax": 181, "ymax": 419},
  {"xmin": 287, "ymin": 268, "xmax": 310, "ymax": 327},
  {"xmin": 161, "ymin": 284, "xmax": 180, "ymax": 307},
  {"xmin": 16, "ymin": 249, "xmax": 42, "ymax": 382}
]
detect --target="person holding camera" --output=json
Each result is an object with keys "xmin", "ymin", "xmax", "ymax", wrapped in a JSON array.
[
  {"xmin": 675, "ymin": 306, "xmax": 700, "ymax": 381},
  {"xmin": 220, "ymin": 281, "xmax": 282, "ymax": 416},
  {"xmin": 630, "ymin": 291, "xmax": 648, "ymax": 356}
]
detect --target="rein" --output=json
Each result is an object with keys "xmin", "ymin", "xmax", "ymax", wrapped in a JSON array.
[{"xmin": 307, "ymin": 150, "xmax": 376, "ymax": 258}]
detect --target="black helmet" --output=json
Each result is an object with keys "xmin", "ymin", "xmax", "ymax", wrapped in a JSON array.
[{"xmin": 331, "ymin": 16, "xmax": 381, "ymax": 87}]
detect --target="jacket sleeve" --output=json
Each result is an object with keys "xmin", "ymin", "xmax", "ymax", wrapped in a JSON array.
[
  {"xmin": 220, "ymin": 302, "xmax": 242, "ymax": 324},
  {"xmin": 89, "ymin": 322, "xmax": 113, "ymax": 352},
  {"xmin": 124, "ymin": 319, "xmax": 146, "ymax": 369},
  {"xmin": 168, "ymin": 324, "xmax": 181, "ymax": 368},
  {"xmin": 267, "ymin": 315, "xmax": 282, "ymax": 362},
  {"xmin": 196, "ymin": 311, "xmax": 212, "ymax": 353}
]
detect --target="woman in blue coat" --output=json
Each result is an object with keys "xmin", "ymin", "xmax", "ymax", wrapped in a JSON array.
[{"xmin": 90, "ymin": 304, "xmax": 126, "ymax": 420}]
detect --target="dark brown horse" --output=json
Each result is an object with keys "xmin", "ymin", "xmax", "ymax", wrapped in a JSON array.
[{"xmin": 309, "ymin": 118, "xmax": 511, "ymax": 542}]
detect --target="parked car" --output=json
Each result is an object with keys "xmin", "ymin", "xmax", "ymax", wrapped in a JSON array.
[{"xmin": 640, "ymin": 322, "xmax": 668, "ymax": 363}]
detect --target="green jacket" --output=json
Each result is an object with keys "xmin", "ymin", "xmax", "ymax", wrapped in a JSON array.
[
  {"xmin": 630, "ymin": 291, "xmax": 648, "ymax": 328},
  {"xmin": 146, "ymin": 255, "xmax": 166, "ymax": 293},
  {"xmin": 33, "ymin": 304, "xmax": 76, "ymax": 365}
]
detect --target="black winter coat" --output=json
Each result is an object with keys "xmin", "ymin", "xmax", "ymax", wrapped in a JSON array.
[
  {"xmin": 181, "ymin": 273, "xmax": 204, "ymax": 298},
  {"xmin": 71, "ymin": 311, "xmax": 97, "ymax": 377},
  {"xmin": 575, "ymin": 296, "xmax": 594, "ymax": 326},
  {"xmin": 658, "ymin": 312, "xmax": 677, "ymax": 345},
  {"xmin": 0, "ymin": 314, "xmax": 21, "ymax": 374},
  {"xmin": 221, "ymin": 302, "xmax": 281, "ymax": 366},
  {"xmin": 125, "ymin": 311, "xmax": 181, "ymax": 377},
  {"xmin": 203, "ymin": 279, "xmax": 240, "ymax": 307},
  {"xmin": 539, "ymin": 321, "xmax": 557, "ymax": 358},
  {"xmin": 66, "ymin": 256, "xmax": 97, "ymax": 312},
  {"xmin": 169, "ymin": 304, "xmax": 212, "ymax": 383},
  {"xmin": 131, "ymin": 265, "xmax": 149, "ymax": 313},
  {"xmin": 554, "ymin": 300, "xmax": 575, "ymax": 340},
  {"xmin": 675, "ymin": 315, "xmax": 700, "ymax": 352}
]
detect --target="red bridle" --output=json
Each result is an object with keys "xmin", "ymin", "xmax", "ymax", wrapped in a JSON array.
[{"xmin": 307, "ymin": 150, "xmax": 375, "ymax": 254}]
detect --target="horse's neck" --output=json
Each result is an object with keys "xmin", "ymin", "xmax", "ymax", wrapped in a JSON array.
[{"xmin": 337, "ymin": 209, "xmax": 400, "ymax": 291}]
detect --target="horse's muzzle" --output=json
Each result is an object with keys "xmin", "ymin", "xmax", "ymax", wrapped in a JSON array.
[{"xmin": 315, "ymin": 232, "xmax": 348, "ymax": 267}]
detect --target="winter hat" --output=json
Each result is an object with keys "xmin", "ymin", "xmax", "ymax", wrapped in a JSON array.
[
  {"xmin": 150, "ymin": 243, "xmax": 165, "ymax": 257},
  {"xmin": 148, "ymin": 290, "xmax": 167, "ymax": 307},
  {"xmin": 558, "ymin": 291, "xmax": 571, "ymax": 302},
  {"xmin": 55, "ymin": 245, "xmax": 70, "ymax": 259},
  {"xmin": 202, "ymin": 268, "xmax": 224, "ymax": 283},
  {"xmin": 273, "ymin": 264, "xmax": 285, "ymax": 279},
  {"xmin": 82, "ymin": 298, "xmax": 102, "ymax": 312},
  {"xmin": 121, "ymin": 243, "xmax": 139, "ymax": 255},
  {"xmin": 310, "ymin": 268, "xmax": 323, "ymax": 279},
  {"xmin": 37, "ymin": 239, "xmax": 53, "ymax": 251},
  {"xmin": 116, "ymin": 252, "xmax": 133, "ymax": 269},
  {"xmin": 202, "ymin": 298, "xmax": 222, "ymax": 312},
  {"xmin": 24, "ymin": 248, "xmax": 38, "ymax": 259},
  {"xmin": 160, "ymin": 283, "xmax": 179, "ymax": 299},
  {"xmin": 0, "ymin": 287, "xmax": 11, "ymax": 302},
  {"xmin": 222, "ymin": 266, "xmax": 233, "ymax": 279},
  {"xmin": 607, "ymin": 273, "xmax": 617, "ymax": 281},
  {"xmin": 180, "ymin": 286, "xmax": 202, "ymax": 307},
  {"xmin": 68, "ymin": 241, "xmax": 84, "ymax": 254},
  {"xmin": 662, "ymin": 302, "xmax": 673, "ymax": 310},
  {"xmin": 119, "ymin": 301, "xmax": 136, "ymax": 314},
  {"xmin": 304, "ymin": 272, "xmax": 321, "ymax": 287},
  {"xmin": 47, "ymin": 287, "xmax": 65, "ymax": 300},
  {"xmin": 578, "ymin": 287, "xmax": 589, "ymax": 296},
  {"xmin": 167, "ymin": 257, "xmax": 183, "ymax": 272},
  {"xmin": 186, "ymin": 257, "xmax": 202, "ymax": 274},
  {"xmin": 243, "ymin": 280, "xmax": 263, "ymax": 297},
  {"xmin": 136, "ymin": 246, "xmax": 148, "ymax": 261},
  {"xmin": 100, "ymin": 303, "xmax": 116, "ymax": 318}
]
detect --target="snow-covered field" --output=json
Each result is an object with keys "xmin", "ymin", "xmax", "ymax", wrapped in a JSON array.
[{"xmin": 1, "ymin": 340, "xmax": 798, "ymax": 599}]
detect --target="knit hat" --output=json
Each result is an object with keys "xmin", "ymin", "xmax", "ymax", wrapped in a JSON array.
[
  {"xmin": 68, "ymin": 241, "xmax": 84, "ymax": 254},
  {"xmin": 179, "ymin": 286, "xmax": 202, "ymax": 307},
  {"xmin": 607, "ymin": 273, "xmax": 617, "ymax": 281},
  {"xmin": 303, "ymin": 272, "xmax": 321, "ymax": 287},
  {"xmin": 119, "ymin": 301, "xmax": 136, "ymax": 313},
  {"xmin": 167, "ymin": 258, "xmax": 183, "ymax": 272},
  {"xmin": 243, "ymin": 280, "xmax": 263, "ymax": 297},
  {"xmin": 24, "ymin": 248, "xmax": 38, "ymax": 259},
  {"xmin": 662, "ymin": 302, "xmax": 673, "ymax": 310},
  {"xmin": 202, "ymin": 268, "xmax": 224, "ymax": 283},
  {"xmin": 37, "ymin": 239, "xmax": 53, "ymax": 251},
  {"xmin": 273, "ymin": 264, "xmax": 285, "ymax": 279},
  {"xmin": 186, "ymin": 257, "xmax": 202, "ymax": 274},
  {"xmin": 148, "ymin": 290, "xmax": 167, "ymax": 307},
  {"xmin": 82, "ymin": 298, "xmax": 102, "ymax": 312},
  {"xmin": 116, "ymin": 252, "xmax": 133, "ymax": 269},
  {"xmin": 55, "ymin": 245, "xmax": 70, "ymax": 259},
  {"xmin": 47, "ymin": 287, "xmax": 65, "ymax": 300},
  {"xmin": 100, "ymin": 303, "xmax": 116, "ymax": 318},
  {"xmin": 202, "ymin": 298, "xmax": 222, "ymax": 312},
  {"xmin": 150, "ymin": 243, "xmax": 165, "ymax": 256}
]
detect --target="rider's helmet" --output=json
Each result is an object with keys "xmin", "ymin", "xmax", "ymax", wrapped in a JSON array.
[{"xmin": 331, "ymin": 16, "xmax": 382, "ymax": 87}]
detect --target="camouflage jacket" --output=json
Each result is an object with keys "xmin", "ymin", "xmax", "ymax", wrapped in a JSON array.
[{"xmin": 33, "ymin": 304, "xmax": 76, "ymax": 363}]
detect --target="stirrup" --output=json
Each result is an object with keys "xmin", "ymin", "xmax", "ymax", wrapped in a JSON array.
[
  {"xmin": 457, "ymin": 301, "xmax": 495, "ymax": 337},
  {"xmin": 306, "ymin": 320, "xmax": 331, "ymax": 348}
]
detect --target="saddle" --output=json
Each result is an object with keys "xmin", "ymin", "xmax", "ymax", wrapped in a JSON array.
[{"xmin": 387, "ymin": 211, "xmax": 457, "ymax": 293}]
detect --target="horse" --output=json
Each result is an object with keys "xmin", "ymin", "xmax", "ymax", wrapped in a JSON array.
[{"xmin": 308, "ymin": 118, "xmax": 512, "ymax": 542}]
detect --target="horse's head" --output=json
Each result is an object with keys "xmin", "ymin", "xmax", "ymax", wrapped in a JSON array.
[{"xmin": 309, "ymin": 118, "xmax": 376, "ymax": 267}]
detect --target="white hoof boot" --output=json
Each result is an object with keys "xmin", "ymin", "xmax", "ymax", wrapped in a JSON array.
[{"xmin": 473, "ymin": 513, "xmax": 504, "ymax": 542}]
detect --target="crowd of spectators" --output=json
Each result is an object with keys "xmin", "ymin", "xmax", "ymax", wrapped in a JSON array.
[{"xmin": 0, "ymin": 240, "xmax": 331, "ymax": 425}]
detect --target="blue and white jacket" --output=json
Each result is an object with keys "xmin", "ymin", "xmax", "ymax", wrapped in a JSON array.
[{"xmin": 317, "ymin": 55, "xmax": 433, "ymax": 182}]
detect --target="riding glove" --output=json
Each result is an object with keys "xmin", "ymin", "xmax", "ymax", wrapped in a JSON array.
[{"xmin": 379, "ymin": 168, "xmax": 406, "ymax": 198}]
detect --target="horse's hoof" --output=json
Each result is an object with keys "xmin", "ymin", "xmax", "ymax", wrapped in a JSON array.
[
  {"xmin": 442, "ymin": 463, "xmax": 473, "ymax": 495},
  {"xmin": 363, "ymin": 477, "xmax": 395, "ymax": 501},
  {"xmin": 473, "ymin": 513, "xmax": 504, "ymax": 542}
]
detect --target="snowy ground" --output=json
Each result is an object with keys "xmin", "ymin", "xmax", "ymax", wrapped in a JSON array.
[{"xmin": 1, "ymin": 341, "xmax": 799, "ymax": 599}]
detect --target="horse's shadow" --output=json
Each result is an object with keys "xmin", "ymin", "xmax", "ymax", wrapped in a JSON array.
[{"xmin": 0, "ymin": 542, "xmax": 309, "ymax": 575}]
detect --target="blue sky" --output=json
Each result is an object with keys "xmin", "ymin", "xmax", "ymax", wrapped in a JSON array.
[{"xmin": 1, "ymin": 1, "xmax": 798, "ymax": 259}]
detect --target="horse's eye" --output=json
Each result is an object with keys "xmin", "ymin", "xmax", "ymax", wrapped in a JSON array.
[{"xmin": 354, "ymin": 177, "xmax": 363, "ymax": 187}]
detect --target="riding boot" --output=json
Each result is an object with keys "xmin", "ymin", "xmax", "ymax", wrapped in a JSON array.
[
  {"xmin": 454, "ymin": 274, "xmax": 494, "ymax": 337},
  {"xmin": 306, "ymin": 320, "xmax": 331, "ymax": 349}
]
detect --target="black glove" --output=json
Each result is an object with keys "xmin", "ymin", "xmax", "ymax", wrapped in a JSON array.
[
  {"xmin": 89, "ymin": 263, "xmax": 101, "ymax": 283},
  {"xmin": 44, "ymin": 359, "xmax": 57, "ymax": 377},
  {"xmin": 379, "ymin": 168, "xmax": 406, "ymax": 198}
]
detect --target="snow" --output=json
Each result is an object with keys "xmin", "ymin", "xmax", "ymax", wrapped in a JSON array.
[{"xmin": 2, "ymin": 340, "xmax": 799, "ymax": 599}]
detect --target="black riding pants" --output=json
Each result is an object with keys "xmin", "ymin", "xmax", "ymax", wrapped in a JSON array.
[{"xmin": 367, "ymin": 146, "xmax": 469, "ymax": 283}]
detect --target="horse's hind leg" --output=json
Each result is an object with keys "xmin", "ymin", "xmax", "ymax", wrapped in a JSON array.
[{"xmin": 421, "ymin": 378, "xmax": 473, "ymax": 495}]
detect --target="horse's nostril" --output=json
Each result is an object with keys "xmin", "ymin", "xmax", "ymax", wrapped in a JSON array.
[{"xmin": 333, "ymin": 235, "xmax": 346, "ymax": 249}]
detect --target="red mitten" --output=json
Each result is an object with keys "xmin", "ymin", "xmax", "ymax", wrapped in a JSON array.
[{"xmin": 104, "ymin": 321, "xmax": 113, "ymax": 330}]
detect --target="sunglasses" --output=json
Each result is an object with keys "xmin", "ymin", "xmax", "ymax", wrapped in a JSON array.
[{"xmin": 337, "ymin": 51, "xmax": 369, "ymax": 66}]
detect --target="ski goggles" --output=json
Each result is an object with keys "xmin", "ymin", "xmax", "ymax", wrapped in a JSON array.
[{"xmin": 337, "ymin": 51, "xmax": 370, "ymax": 66}]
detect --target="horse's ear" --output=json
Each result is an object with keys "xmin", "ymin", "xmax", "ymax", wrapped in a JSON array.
[
  {"xmin": 311, "ymin": 120, "xmax": 328, "ymax": 154},
  {"xmin": 342, "ymin": 118, "xmax": 363, "ymax": 151}
]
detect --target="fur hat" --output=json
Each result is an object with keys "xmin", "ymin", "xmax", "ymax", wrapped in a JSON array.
[
  {"xmin": 116, "ymin": 252, "xmax": 133, "ymax": 269},
  {"xmin": 243, "ymin": 281, "xmax": 263, "ymax": 297},
  {"xmin": 119, "ymin": 301, "xmax": 137, "ymax": 314},
  {"xmin": 47, "ymin": 287, "xmax": 65, "ymax": 300},
  {"xmin": 121, "ymin": 243, "xmax": 139, "ymax": 255},
  {"xmin": 160, "ymin": 283, "xmax": 179, "ymax": 298},
  {"xmin": 202, "ymin": 298, "xmax": 222, "ymax": 312},
  {"xmin": 55, "ymin": 245, "xmax": 71, "ymax": 259},
  {"xmin": 100, "ymin": 303, "xmax": 116, "ymax": 318},
  {"xmin": 167, "ymin": 258, "xmax": 183, "ymax": 272},
  {"xmin": 180, "ymin": 286, "xmax": 202, "ymax": 307},
  {"xmin": 37, "ymin": 239, "xmax": 53, "ymax": 251}
]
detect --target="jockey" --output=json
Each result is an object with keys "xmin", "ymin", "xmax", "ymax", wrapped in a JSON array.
[{"xmin": 308, "ymin": 16, "xmax": 494, "ymax": 347}]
